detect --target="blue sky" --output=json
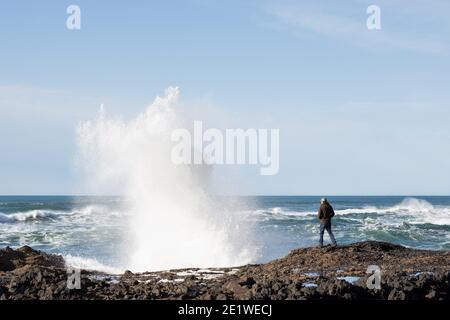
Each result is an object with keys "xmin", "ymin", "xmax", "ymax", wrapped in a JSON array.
[{"xmin": 0, "ymin": 0, "xmax": 449, "ymax": 195}]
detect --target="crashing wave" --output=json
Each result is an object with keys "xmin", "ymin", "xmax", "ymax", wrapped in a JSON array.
[
  {"xmin": 259, "ymin": 198, "xmax": 450, "ymax": 226},
  {"xmin": 0, "ymin": 205, "xmax": 107, "ymax": 223}
]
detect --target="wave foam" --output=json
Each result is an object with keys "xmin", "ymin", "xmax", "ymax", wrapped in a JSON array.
[
  {"xmin": 257, "ymin": 198, "xmax": 450, "ymax": 225},
  {"xmin": 390, "ymin": 198, "xmax": 450, "ymax": 225},
  {"xmin": 64, "ymin": 254, "xmax": 123, "ymax": 274},
  {"xmin": 0, "ymin": 205, "xmax": 108, "ymax": 223}
]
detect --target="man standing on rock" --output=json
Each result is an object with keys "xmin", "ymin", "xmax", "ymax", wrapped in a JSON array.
[{"xmin": 318, "ymin": 198, "xmax": 337, "ymax": 247}]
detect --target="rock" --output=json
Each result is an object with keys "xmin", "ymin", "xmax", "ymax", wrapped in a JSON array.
[
  {"xmin": 388, "ymin": 289, "xmax": 406, "ymax": 300},
  {"xmin": 122, "ymin": 270, "xmax": 134, "ymax": 277},
  {"xmin": 0, "ymin": 246, "xmax": 65, "ymax": 271},
  {"xmin": 216, "ymin": 293, "xmax": 228, "ymax": 300},
  {"xmin": 238, "ymin": 277, "xmax": 256, "ymax": 288},
  {"xmin": 425, "ymin": 290, "xmax": 437, "ymax": 299},
  {"xmin": 224, "ymin": 280, "xmax": 252, "ymax": 299},
  {"xmin": 0, "ymin": 241, "xmax": 448, "ymax": 300}
]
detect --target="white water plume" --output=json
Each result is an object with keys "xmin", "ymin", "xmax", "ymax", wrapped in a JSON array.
[{"xmin": 76, "ymin": 87, "xmax": 256, "ymax": 272}]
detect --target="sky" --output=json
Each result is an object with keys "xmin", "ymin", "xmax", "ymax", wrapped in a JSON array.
[{"xmin": 0, "ymin": 0, "xmax": 449, "ymax": 195}]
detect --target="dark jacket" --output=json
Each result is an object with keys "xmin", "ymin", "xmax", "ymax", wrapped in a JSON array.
[{"xmin": 318, "ymin": 202, "xmax": 335, "ymax": 222}]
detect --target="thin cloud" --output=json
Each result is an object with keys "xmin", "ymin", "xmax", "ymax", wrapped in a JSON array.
[{"xmin": 265, "ymin": 3, "xmax": 448, "ymax": 55}]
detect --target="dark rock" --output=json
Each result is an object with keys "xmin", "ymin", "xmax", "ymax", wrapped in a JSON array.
[
  {"xmin": 239, "ymin": 276, "xmax": 256, "ymax": 288},
  {"xmin": 0, "ymin": 246, "xmax": 65, "ymax": 271},
  {"xmin": 0, "ymin": 241, "xmax": 448, "ymax": 300},
  {"xmin": 425, "ymin": 290, "xmax": 437, "ymax": 299},
  {"xmin": 122, "ymin": 270, "xmax": 134, "ymax": 277},
  {"xmin": 224, "ymin": 280, "xmax": 252, "ymax": 299},
  {"xmin": 388, "ymin": 289, "xmax": 406, "ymax": 300}
]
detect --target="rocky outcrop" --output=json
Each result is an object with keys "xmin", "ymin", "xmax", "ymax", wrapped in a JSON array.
[
  {"xmin": 0, "ymin": 246, "xmax": 65, "ymax": 271},
  {"xmin": 0, "ymin": 241, "xmax": 448, "ymax": 300}
]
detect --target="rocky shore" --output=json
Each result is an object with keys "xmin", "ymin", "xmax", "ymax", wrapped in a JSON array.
[{"xmin": 0, "ymin": 241, "xmax": 449, "ymax": 300}]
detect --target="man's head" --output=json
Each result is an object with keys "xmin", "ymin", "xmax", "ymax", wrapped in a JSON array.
[{"xmin": 320, "ymin": 198, "xmax": 328, "ymax": 204}]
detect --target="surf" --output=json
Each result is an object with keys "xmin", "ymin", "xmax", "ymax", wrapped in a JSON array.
[{"xmin": 76, "ymin": 87, "xmax": 257, "ymax": 272}]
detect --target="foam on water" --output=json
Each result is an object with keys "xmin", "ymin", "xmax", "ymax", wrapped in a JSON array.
[
  {"xmin": 64, "ymin": 254, "xmax": 123, "ymax": 274},
  {"xmin": 1, "ymin": 195, "xmax": 449, "ymax": 269},
  {"xmin": 0, "ymin": 205, "xmax": 109, "ymax": 223},
  {"xmin": 389, "ymin": 198, "xmax": 450, "ymax": 225},
  {"xmin": 259, "ymin": 198, "xmax": 450, "ymax": 226}
]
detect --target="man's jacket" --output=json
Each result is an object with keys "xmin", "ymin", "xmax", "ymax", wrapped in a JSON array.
[{"xmin": 318, "ymin": 203, "xmax": 335, "ymax": 222}]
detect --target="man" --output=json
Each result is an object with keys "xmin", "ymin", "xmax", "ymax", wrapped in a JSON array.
[{"xmin": 317, "ymin": 198, "xmax": 337, "ymax": 247}]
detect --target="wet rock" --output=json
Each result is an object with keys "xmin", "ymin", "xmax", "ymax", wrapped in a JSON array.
[
  {"xmin": 0, "ymin": 246, "xmax": 65, "ymax": 271},
  {"xmin": 224, "ymin": 280, "xmax": 252, "ymax": 299},
  {"xmin": 425, "ymin": 290, "xmax": 437, "ymax": 299},
  {"xmin": 388, "ymin": 289, "xmax": 406, "ymax": 300},
  {"xmin": 238, "ymin": 276, "xmax": 256, "ymax": 288},
  {"xmin": 0, "ymin": 241, "xmax": 448, "ymax": 300},
  {"xmin": 122, "ymin": 270, "xmax": 134, "ymax": 278}
]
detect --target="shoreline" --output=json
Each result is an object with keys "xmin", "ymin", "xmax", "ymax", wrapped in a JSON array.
[{"xmin": 0, "ymin": 241, "xmax": 449, "ymax": 300}]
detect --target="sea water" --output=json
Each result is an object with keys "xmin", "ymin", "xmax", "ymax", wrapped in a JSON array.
[{"xmin": 0, "ymin": 195, "xmax": 449, "ymax": 273}]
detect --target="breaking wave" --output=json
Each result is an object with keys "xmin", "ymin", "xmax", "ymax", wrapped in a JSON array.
[
  {"xmin": 259, "ymin": 198, "xmax": 450, "ymax": 226},
  {"xmin": 64, "ymin": 254, "xmax": 123, "ymax": 274},
  {"xmin": 0, "ymin": 205, "xmax": 107, "ymax": 223}
]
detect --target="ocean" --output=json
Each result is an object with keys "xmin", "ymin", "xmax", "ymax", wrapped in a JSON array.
[{"xmin": 0, "ymin": 196, "xmax": 449, "ymax": 273}]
